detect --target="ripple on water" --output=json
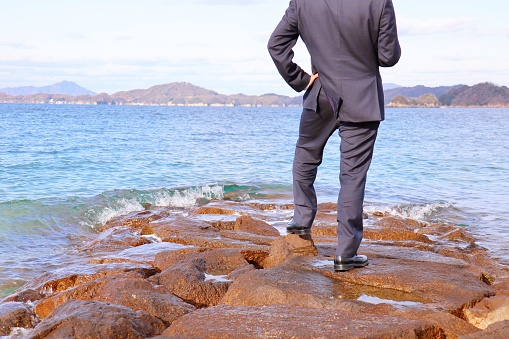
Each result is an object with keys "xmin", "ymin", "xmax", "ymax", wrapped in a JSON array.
[
  {"xmin": 357, "ymin": 294, "xmax": 425, "ymax": 310},
  {"xmin": 311, "ymin": 259, "xmax": 428, "ymax": 310}
]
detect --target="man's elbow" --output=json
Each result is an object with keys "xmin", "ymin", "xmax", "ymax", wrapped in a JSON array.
[
  {"xmin": 267, "ymin": 32, "xmax": 280, "ymax": 57},
  {"xmin": 267, "ymin": 38, "xmax": 274, "ymax": 54},
  {"xmin": 379, "ymin": 46, "xmax": 401, "ymax": 67}
]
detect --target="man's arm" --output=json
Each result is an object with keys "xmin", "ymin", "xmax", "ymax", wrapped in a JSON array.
[
  {"xmin": 267, "ymin": 0, "xmax": 311, "ymax": 92},
  {"xmin": 378, "ymin": 0, "xmax": 401, "ymax": 67}
]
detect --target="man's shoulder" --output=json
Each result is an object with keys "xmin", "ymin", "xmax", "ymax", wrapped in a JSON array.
[{"xmin": 297, "ymin": 0, "xmax": 387, "ymax": 9}]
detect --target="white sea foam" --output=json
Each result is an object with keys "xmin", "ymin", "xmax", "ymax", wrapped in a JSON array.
[
  {"xmin": 93, "ymin": 198, "xmax": 144, "ymax": 227},
  {"xmin": 364, "ymin": 201, "xmax": 453, "ymax": 222},
  {"xmin": 1, "ymin": 327, "xmax": 32, "ymax": 339},
  {"xmin": 142, "ymin": 234, "xmax": 163, "ymax": 243},
  {"xmin": 357, "ymin": 294, "xmax": 424, "ymax": 309},
  {"xmin": 204, "ymin": 274, "xmax": 231, "ymax": 283},
  {"xmin": 83, "ymin": 185, "xmax": 225, "ymax": 227},
  {"xmin": 312, "ymin": 259, "xmax": 334, "ymax": 268},
  {"xmin": 152, "ymin": 185, "xmax": 224, "ymax": 208}
]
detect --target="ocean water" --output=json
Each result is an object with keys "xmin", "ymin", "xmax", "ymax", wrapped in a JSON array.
[{"xmin": 1, "ymin": 104, "xmax": 508, "ymax": 297}]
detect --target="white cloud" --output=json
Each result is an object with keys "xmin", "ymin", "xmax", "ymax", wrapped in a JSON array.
[
  {"xmin": 0, "ymin": 40, "xmax": 33, "ymax": 49},
  {"xmin": 169, "ymin": 0, "xmax": 266, "ymax": 4},
  {"xmin": 1, "ymin": 0, "xmax": 508, "ymax": 94},
  {"xmin": 399, "ymin": 18, "xmax": 477, "ymax": 35},
  {"xmin": 63, "ymin": 32, "xmax": 89, "ymax": 40}
]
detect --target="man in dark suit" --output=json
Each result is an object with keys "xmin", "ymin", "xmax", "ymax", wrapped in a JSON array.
[{"xmin": 268, "ymin": 0, "xmax": 401, "ymax": 271}]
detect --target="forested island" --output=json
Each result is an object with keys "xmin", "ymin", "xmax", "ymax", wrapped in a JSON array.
[
  {"xmin": 0, "ymin": 82, "xmax": 300, "ymax": 107},
  {"xmin": 2, "ymin": 81, "xmax": 509, "ymax": 108},
  {"xmin": 387, "ymin": 82, "xmax": 509, "ymax": 108}
]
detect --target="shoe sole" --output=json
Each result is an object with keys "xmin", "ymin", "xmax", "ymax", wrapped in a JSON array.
[
  {"xmin": 287, "ymin": 228, "xmax": 312, "ymax": 235},
  {"xmin": 334, "ymin": 263, "xmax": 355, "ymax": 272},
  {"xmin": 334, "ymin": 261, "xmax": 368, "ymax": 272}
]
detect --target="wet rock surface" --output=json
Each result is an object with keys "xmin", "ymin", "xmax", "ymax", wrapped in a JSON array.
[
  {"xmin": 33, "ymin": 272, "xmax": 195, "ymax": 325},
  {"xmin": 162, "ymin": 305, "xmax": 445, "ymax": 339},
  {"xmin": 1, "ymin": 199, "xmax": 508, "ymax": 338},
  {"xmin": 0, "ymin": 302, "xmax": 37, "ymax": 336},
  {"xmin": 28, "ymin": 300, "xmax": 165, "ymax": 339}
]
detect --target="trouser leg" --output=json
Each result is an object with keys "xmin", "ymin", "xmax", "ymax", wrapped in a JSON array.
[
  {"xmin": 335, "ymin": 121, "xmax": 380, "ymax": 257},
  {"xmin": 293, "ymin": 91, "xmax": 338, "ymax": 227}
]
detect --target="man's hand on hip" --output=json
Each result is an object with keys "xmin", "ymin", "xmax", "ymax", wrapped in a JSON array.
[{"xmin": 306, "ymin": 73, "xmax": 319, "ymax": 90}]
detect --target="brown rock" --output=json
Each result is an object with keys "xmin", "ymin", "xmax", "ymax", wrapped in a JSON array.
[
  {"xmin": 247, "ymin": 201, "xmax": 293, "ymax": 211},
  {"xmin": 419, "ymin": 222, "xmax": 466, "ymax": 238},
  {"xmin": 374, "ymin": 216, "xmax": 426, "ymax": 230},
  {"xmin": 239, "ymin": 249, "xmax": 269, "ymax": 269},
  {"xmin": 141, "ymin": 216, "xmax": 255, "ymax": 249},
  {"xmin": 151, "ymin": 249, "xmax": 249, "ymax": 307},
  {"xmin": 154, "ymin": 261, "xmax": 230, "ymax": 308},
  {"xmin": 263, "ymin": 234, "xmax": 318, "ymax": 268},
  {"xmin": 440, "ymin": 228, "xmax": 477, "ymax": 243},
  {"xmin": 218, "ymin": 229, "xmax": 276, "ymax": 246},
  {"xmin": 28, "ymin": 300, "xmax": 165, "ymax": 339},
  {"xmin": 234, "ymin": 215, "xmax": 280, "ymax": 236},
  {"xmin": 311, "ymin": 224, "xmax": 337, "ymax": 236},
  {"xmin": 164, "ymin": 305, "xmax": 444, "ymax": 339},
  {"xmin": 464, "ymin": 295, "xmax": 509, "ymax": 329},
  {"xmin": 81, "ymin": 226, "xmax": 150, "ymax": 253},
  {"xmin": 100, "ymin": 210, "xmax": 167, "ymax": 232},
  {"xmin": 194, "ymin": 200, "xmax": 272, "ymax": 218},
  {"xmin": 15, "ymin": 263, "xmax": 157, "ymax": 297},
  {"xmin": 362, "ymin": 244, "xmax": 469, "ymax": 266},
  {"xmin": 317, "ymin": 202, "xmax": 336, "ymax": 212},
  {"xmin": 437, "ymin": 247, "xmax": 507, "ymax": 279},
  {"xmin": 195, "ymin": 205, "xmax": 237, "ymax": 215},
  {"xmin": 405, "ymin": 310, "xmax": 480, "ymax": 338},
  {"xmin": 154, "ymin": 248, "xmax": 248, "ymax": 274},
  {"xmin": 310, "ymin": 251, "xmax": 494, "ymax": 318},
  {"xmin": 459, "ymin": 320, "xmax": 509, "ymax": 339},
  {"xmin": 314, "ymin": 210, "xmax": 338, "ymax": 226},
  {"xmin": 88, "ymin": 241, "xmax": 194, "ymax": 266},
  {"xmin": 221, "ymin": 263, "xmax": 371, "ymax": 312},
  {"xmin": 1, "ymin": 289, "xmax": 44, "ymax": 303},
  {"xmin": 34, "ymin": 273, "xmax": 195, "ymax": 325},
  {"xmin": 364, "ymin": 227, "xmax": 434, "ymax": 244},
  {"xmin": 193, "ymin": 213, "xmax": 237, "ymax": 230},
  {"xmin": 226, "ymin": 264, "xmax": 256, "ymax": 281},
  {"xmin": 153, "ymin": 247, "xmax": 208, "ymax": 271},
  {"xmin": 0, "ymin": 302, "xmax": 37, "ymax": 336}
]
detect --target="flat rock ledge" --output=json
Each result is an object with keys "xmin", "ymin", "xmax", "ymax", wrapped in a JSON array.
[{"xmin": 1, "ymin": 200, "xmax": 509, "ymax": 338}]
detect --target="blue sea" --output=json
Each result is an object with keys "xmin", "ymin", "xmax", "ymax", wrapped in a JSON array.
[{"xmin": 1, "ymin": 104, "xmax": 508, "ymax": 297}]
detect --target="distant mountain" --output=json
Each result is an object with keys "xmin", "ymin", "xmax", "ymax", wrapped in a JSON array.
[
  {"xmin": 109, "ymin": 82, "xmax": 297, "ymax": 107},
  {"xmin": 387, "ymin": 82, "xmax": 509, "ymax": 108},
  {"xmin": 3, "ymin": 81, "xmax": 509, "ymax": 108},
  {"xmin": 387, "ymin": 94, "xmax": 441, "ymax": 108},
  {"xmin": 0, "ymin": 82, "xmax": 297, "ymax": 107},
  {"xmin": 111, "ymin": 82, "xmax": 219, "ymax": 104},
  {"xmin": 384, "ymin": 85, "xmax": 462, "ymax": 105},
  {"xmin": 383, "ymin": 83, "xmax": 401, "ymax": 90},
  {"xmin": 441, "ymin": 82, "xmax": 509, "ymax": 107},
  {"xmin": 0, "ymin": 81, "xmax": 96, "ymax": 96}
]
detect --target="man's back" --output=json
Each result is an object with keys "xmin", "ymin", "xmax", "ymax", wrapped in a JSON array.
[
  {"xmin": 268, "ymin": 0, "xmax": 400, "ymax": 122},
  {"xmin": 267, "ymin": 0, "xmax": 400, "ymax": 271}
]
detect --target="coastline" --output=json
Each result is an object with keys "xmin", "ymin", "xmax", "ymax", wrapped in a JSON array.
[{"xmin": 1, "ymin": 196, "xmax": 508, "ymax": 338}]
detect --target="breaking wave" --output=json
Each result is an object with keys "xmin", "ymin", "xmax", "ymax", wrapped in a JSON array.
[{"xmin": 364, "ymin": 201, "xmax": 459, "ymax": 223}]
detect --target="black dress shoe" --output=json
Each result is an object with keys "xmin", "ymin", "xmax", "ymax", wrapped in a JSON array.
[
  {"xmin": 334, "ymin": 255, "xmax": 369, "ymax": 272},
  {"xmin": 286, "ymin": 219, "xmax": 311, "ymax": 235}
]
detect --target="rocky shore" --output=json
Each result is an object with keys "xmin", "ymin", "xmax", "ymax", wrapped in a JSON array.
[{"xmin": 1, "ymin": 198, "xmax": 509, "ymax": 338}]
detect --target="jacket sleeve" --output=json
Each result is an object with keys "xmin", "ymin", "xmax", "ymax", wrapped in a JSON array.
[
  {"xmin": 378, "ymin": 0, "xmax": 401, "ymax": 67},
  {"xmin": 267, "ymin": 0, "xmax": 311, "ymax": 92}
]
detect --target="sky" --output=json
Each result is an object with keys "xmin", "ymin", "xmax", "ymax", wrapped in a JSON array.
[{"xmin": 1, "ymin": 0, "xmax": 508, "ymax": 96}]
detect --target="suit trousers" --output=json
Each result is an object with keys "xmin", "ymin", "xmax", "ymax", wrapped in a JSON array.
[{"xmin": 292, "ymin": 90, "xmax": 380, "ymax": 257}]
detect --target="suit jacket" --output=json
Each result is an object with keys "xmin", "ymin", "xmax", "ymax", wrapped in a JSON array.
[{"xmin": 268, "ymin": 0, "xmax": 401, "ymax": 122}]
